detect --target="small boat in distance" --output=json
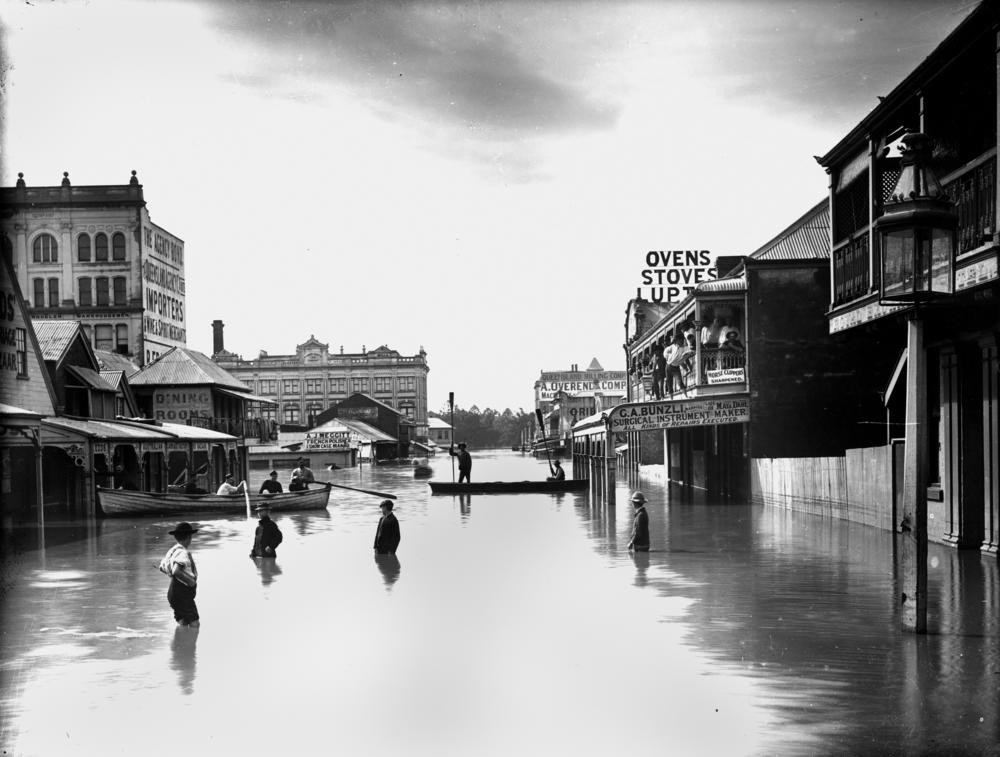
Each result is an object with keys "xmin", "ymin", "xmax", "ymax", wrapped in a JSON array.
[
  {"xmin": 428, "ymin": 479, "xmax": 587, "ymax": 495},
  {"xmin": 97, "ymin": 483, "xmax": 332, "ymax": 517}
]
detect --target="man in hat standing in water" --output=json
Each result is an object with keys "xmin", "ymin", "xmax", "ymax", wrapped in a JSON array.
[
  {"xmin": 373, "ymin": 499, "xmax": 401, "ymax": 555},
  {"xmin": 627, "ymin": 492, "xmax": 650, "ymax": 552},
  {"xmin": 159, "ymin": 522, "xmax": 200, "ymax": 627},
  {"xmin": 250, "ymin": 503, "xmax": 283, "ymax": 558},
  {"xmin": 449, "ymin": 442, "xmax": 472, "ymax": 483}
]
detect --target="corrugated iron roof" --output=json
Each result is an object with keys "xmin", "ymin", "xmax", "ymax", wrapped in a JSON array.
[
  {"xmin": 99, "ymin": 370, "xmax": 125, "ymax": 391},
  {"xmin": 748, "ymin": 201, "xmax": 830, "ymax": 261},
  {"xmin": 336, "ymin": 418, "xmax": 398, "ymax": 442},
  {"xmin": 42, "ymin": 416, "xmax": 236, "ymax": 442},
  {"xmin": 94, "ymin": 349, "xmax": 141, "ymax": 376},
  {"xmin": 695, "ymin": 275, "xmax": 747, "ymax": 293},
  {"xmin": 33, "ymin": 320, "xmax": 82, "ymax": 362},
  {"xmin": 130, "ymin": 347, "xmax": 249, "ymax": 390},
  {"xmin": 66, "ymin": 365, "xmax": 117, "ymax": 392}
]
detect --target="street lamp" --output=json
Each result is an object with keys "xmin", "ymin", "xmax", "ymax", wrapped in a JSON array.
[
  {"xmin": 877, "ymin": 132, "xmax": 956, "ymax": 304},
  {"xmin": 874, "ymin": 131, "xmax": 957, "ymax": 634}
]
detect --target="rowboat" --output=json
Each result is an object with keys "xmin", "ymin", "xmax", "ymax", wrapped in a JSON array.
[
  {"xmin": 97, "ymin": 483, "xmax": 332, "ymax": 517},
  {"xmin": 428, "ymin": 479, "xmax": 588, "ymax": 495}
]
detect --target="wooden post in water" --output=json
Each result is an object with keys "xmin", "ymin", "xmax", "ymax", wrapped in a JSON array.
[
  {"xmin": 603, "ymin": 414, "xmax": 615, "ymax": 506},
  {"xmin": 900, "ymin": 314, "xmax": 928, "ymax": 633}
]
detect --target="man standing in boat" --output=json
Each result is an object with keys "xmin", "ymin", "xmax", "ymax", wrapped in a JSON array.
[
  {"xmin": 449, "ymin": 442, "xmax": 472, "ymax": 483},
  {"xmin": 250, "ymin": 503, "xmax": 283, "ymax": 558},
  {"xmin": 627, "ymin": 491, "xmax": 650, "ymax": 552},
  {"xmin": 373, "ymin": 499, "xmax": 401, "ymax": 555},
  {"xmin": 159, "ymin": 522, "xmax": 200, "ymax": 627},
  {"xmin": 547, "ymin": 459, "xmax": 566, "ymax": 481}
]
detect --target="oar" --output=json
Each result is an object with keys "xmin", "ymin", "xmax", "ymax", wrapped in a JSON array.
[
  {"xmin": 449, "ymin": 391, "xmax": 456, "ymax": 483},
  {"xmin": 241, "ymin": 479, "xmax": 251, "ymax": 518},
  {"xmin": 324, "ymin": 481, "xmax": 397, "ymax": 500},
  {"xmin": 535, "ymin": 408, "xmax": 554, "ymax": 476}
]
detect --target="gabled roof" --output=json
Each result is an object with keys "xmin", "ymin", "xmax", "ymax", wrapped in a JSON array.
[
  {"xmin": 33, "ymin": 320, "xmax": 84, "ymax": 363},
  {"xmin": 94, "ymin": 349, "xmax": 141, "ymax": 377},
  {"xmin": 585, "ymin": 358, "xmax": 604, "ymax": 371},
  {"xmin": 65, "ymin": 365, "xmax": 117, "ymax": 392},
  {"xmin": 130, "ymin": 346, "xmax": 250, "ymax": 390},
  {"xmin": 428, "ymin": 417, "xmax": 452, "ymax": 429}
]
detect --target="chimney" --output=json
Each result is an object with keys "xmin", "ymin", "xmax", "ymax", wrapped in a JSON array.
[{"xmin": 212, "ymin": 320, "xmax": 225, "ymax": 354}]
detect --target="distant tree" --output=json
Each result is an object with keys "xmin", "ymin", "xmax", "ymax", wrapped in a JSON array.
[{"xmin": 430, "ymin": 406, "xmax": 533, "ymax": 448}]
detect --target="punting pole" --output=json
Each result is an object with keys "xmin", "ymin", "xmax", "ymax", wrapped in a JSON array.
[{"xmin": 449, "ymin": 392, "xmax": 456, "ymax": 483}]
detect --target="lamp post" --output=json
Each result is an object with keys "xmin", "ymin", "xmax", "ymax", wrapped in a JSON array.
[{"xmin": 875, "ymin": 132, "xmax": 957, "ymax": 634}]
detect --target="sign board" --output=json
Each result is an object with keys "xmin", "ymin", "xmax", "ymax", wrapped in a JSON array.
[
  {"xmin": 338, "ymin": 406, "xmax": 378, "ymax": 420},
  {"xmin": 636, "ymin": 249, "xmax": 717, "ymax": 303},
  {"xmin": 153, "ymin": 389, "xmax": 211, "ymax": 421},
  {"xmin": 536, "ymin": 378, "xmax": 627, "ymax": 401},
  {"xmin": 306, "ymin": 431, "xmax": 352, "ymax": 449},
  {"xmin": 608, "ymin": 397, "xmax": 750, "ymax": 433},
  {"xmin": 705, "ymin": 367, "xmax": 746, "ymax": 385},
  {"xmin": 141, "ymin": 220, "xmax": 187, "ymax": 354}
]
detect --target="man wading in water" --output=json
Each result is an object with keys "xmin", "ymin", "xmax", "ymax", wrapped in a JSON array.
[{"xmin": 159, "ymin": 522, "xmax": 200, "ymax": 627}]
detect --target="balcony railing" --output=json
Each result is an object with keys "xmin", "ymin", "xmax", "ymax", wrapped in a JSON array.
[
  {"xmin": 943, "ymin": 152, "xmax": 996, "ymax": 255},
  {"xmin": 187, "ymin": 416, "xmax": 278, "ymax": 442},
  {"xmin": 832, "ymin": 234, "xmax": 870, "ymax": 307}
]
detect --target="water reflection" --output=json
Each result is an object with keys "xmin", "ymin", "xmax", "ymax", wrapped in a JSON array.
[
  {"xmin": 374, "ymin": 553, "xmax": 401, "ymax": 590},
  {"xmin": 169, "ymin": 625, "xmax": 199, "ymax": 695},
  {"xmin": 630, "ymin": 548, "xmax": 649, "ymax": 588},
  {"xmin": 253, "ymin": 556, "xmax": 283, "ymax": 586}
]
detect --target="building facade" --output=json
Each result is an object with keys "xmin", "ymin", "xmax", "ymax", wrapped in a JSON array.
[
  {"xmin": 817, "ymin": 1, "xmax": 1000, "ymax": 554},
  {"xmin": 211, "ymin": 322, "xmax": 431, "ymax": 440},
  {"xmin": 0, "ymin": 171, "xmax": 186, "ymax": 367},
  {"xmin": 534, "ymin": 359, "xmax": 626, "ymax": 451}
]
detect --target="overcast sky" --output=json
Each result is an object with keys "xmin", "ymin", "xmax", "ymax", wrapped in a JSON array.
[{"xmin": 0, "ymin": 0, "xmax": 974, "ymax": 412}]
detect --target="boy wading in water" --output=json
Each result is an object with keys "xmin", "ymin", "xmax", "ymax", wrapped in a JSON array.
[{"xmin": 159, "ymin": 522, "xmax": 200, "ymax": 627}]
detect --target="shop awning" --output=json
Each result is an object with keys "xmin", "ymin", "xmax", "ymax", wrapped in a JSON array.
[
  {"xmin": 214, "ymin": 386, "xmax": 279, "ymax": 405},
  {"xmin": 42, "ymin": 417, "xmax": 237, "ymax": 444},
  {"xmin": 336, "ymin": 418, "xmax": 397, "ymax": 443}
]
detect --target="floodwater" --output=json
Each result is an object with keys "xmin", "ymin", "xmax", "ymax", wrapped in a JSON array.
[{"xmin": 1, "ymin": 450, "xmax": 998, "ymax": 756}]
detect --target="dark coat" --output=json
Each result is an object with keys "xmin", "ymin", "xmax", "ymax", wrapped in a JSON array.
[
  {"xmin": 374, "ymin": 512, "xmax": 401, "ymax": 555},
  {"xmin": 250, "ymin": 516, "xmax": 283, "ymax": 557},
  {"xmin": 629, "ymin": 506, "xmax": 650, "ymax": 551},
  {"xmin": 450, "ymin": 448, "xmax": 472, "ymax": 473}
]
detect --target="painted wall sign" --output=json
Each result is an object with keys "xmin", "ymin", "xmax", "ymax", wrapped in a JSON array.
[
  {"xmin": 636, "ymin": 249, "xmax": 717, "ymax": 303},
  {"xmin": 153, "ymin": 389, "xmax": 211, "ymax": 421},
  {"xmin": 829, "ymin": 300, "xmax": 905, "ymax": 334},
  {"xmin": 142, "ymin": 221, "xmax": 187, "ymax": 352},
  {"xmin": 608, "ymin": 397, "xmax": 750, "ymax": 433},
  {"xmin": 705, "ymin": 367, "xmax": 746, "ymax": 385},
  {"xmin": 536, "ymin": 378, "xmax": 628, "ymax": 400},
  {"xmin": 955, "ymin": 254, "xmax": 998, "ymax": 291},
  {"xmin": 306, "ymin": 431, "xmax": 352, "ymax": 449},
  {"xmin": 339, "ymin": 406, "xmax": 378, "ymax": 420}
]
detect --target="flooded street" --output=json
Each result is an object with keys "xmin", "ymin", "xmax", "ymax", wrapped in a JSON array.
[{"xmin": 2, "ymin": 449, "xmax": 998, "ymax": 756}]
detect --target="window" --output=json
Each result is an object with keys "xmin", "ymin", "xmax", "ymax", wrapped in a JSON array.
[
  {"xmin": 374, "ymin": 377, "xmax": 392, "ymax": 393},
  {"xmin": 15, "ymin": 328, "xmax": 27, "ymax": 377},
  {"xmin": 351, "ymin": 377, "xmax": 369, "ymax": 393},
  {"xmin": 328, "ymin": 377, "xmax": 346, "ymax": 394},
  {"xmin": 96, "ymin": 277, "xmax": 109, "ymax": 306},
  {"xmin": 77, "ymin": 234, "xmax": 91, "ymax": 262},
  {"xmin": 113, "ymin": 277, "xmax": 127, "ymax": 305},
  {"xmin": 283, "ymin": 405, "xmax": 300, "ymax": 423},
  {"xmin": 94, "ymin": 324, "xmax": 113, "ymax": 351},
  {"xmin": 47, "ymin": 278, "xmax": 59, "ymax": 307},
  {"xmin": 398, "ymin": 376, "xmax": 415, "ymax": 392},
  {"xmin": 260, "ymin": 406, "xmax": 278, "ymax": 422},
  {"xmin": 32, "ymin": 279, "xmax": 44, "ymax": 308},
  {"xmin": 112, "ymin": 232, "xmax": 126, "ymax": 261},
  {"xmin": 95, "ymin": 233, "xmax": 108, "ymax": 262},
  {"xmin": 259, "ymin": 379, "xmax": 278, "ymax": 395},
  {"xmin": 79, "ymin": 277, "xmax": 93, "ymax": 306},
  {"xmin": 306, "ymin": 401, "xmax": 323, "ymax": 421},
  {"xmin": 32, "ymin": 234, "xmax": 58, "ymax": 263},
  {"xmin": 305, "ymin": 378, "xmax": 324, "ymax": 394},
  {"xmin": 282, "ymin": 379, "xmax": 300, "ymax": 394},
  {"xmin": 115, "ymin": 324, "xmax": 129, "ymax": 355}
]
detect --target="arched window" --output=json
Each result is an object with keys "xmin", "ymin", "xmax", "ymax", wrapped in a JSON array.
[
  {"xmin": 77, "ymin": 234, "xmax": 91, "ymax": 262},
  {"xmin": 283, "ymin": 405, "xmax": 300, "ymax": 424},
  {"xmin": 32, "ymin": 233, "xmax": 58, "ymax": 263},
  {"xmin": 112, "ymin": 232, "xmax": 126, "ymax": 261},
  {"xmin": 95, "ymin": 233, "xmax": 108, "ymax": 262}
]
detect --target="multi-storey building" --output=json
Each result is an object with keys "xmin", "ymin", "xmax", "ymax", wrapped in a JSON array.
[
  {"xmin": 0, "ymin": 171, "xmax": 186, "ymax": 366},
  {"xmin": 210, "ymin": 321, "xmax": 431, "ymax": 440},
  {"xmin": 534, "ymin": 360, "xmax": 627, "ymax": 451}
]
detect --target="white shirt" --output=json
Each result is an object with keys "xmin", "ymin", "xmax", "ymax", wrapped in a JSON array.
[
  {"xmin": 159, "ymin": 543, "xmax": 198, "ymax": 587},
  {"xmin": 216, "ymin": 481, "xmax": 241, "ymax": 495}
]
